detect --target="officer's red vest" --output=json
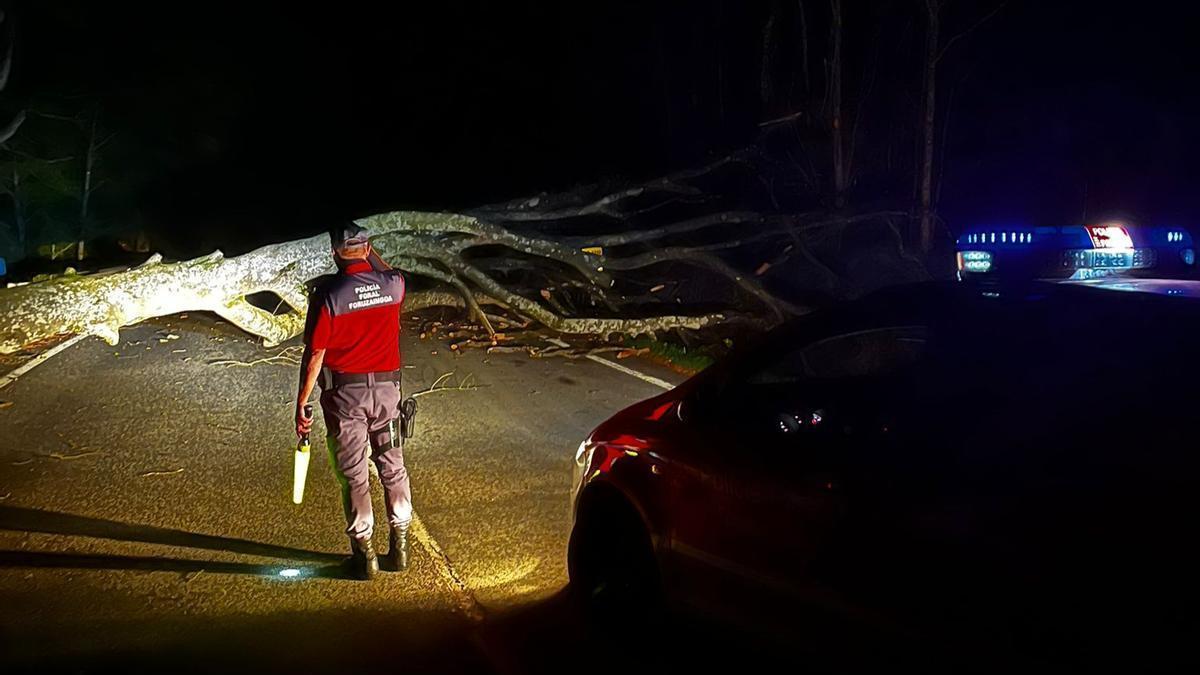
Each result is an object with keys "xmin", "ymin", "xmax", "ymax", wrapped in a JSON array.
[{"xmin": 305, "ymin": 261, "xmax": 405, "ymax": 373}]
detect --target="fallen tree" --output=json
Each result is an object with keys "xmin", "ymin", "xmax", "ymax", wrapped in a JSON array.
[{"xmin": 0, "ymin": 158, "xmax": 909, "ymax": 355}]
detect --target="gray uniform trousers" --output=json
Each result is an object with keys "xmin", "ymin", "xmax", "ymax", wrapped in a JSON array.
[{"xmin": 320, "ymin": 377, "xmax": 412, "ymax": 540}]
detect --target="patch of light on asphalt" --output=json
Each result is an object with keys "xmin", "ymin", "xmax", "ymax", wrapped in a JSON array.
[{"xmin": 278, "ymin": 568, "xmax": 302, "ymax": 578}]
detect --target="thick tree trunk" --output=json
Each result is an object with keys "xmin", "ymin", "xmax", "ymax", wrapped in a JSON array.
[
  {"xmin": 0, "ymin": 237, "xmax": 327, "ymax": 353},
  {"xmin": 0, "ymin": 208, "xmax": 787, "ymax": 354}
]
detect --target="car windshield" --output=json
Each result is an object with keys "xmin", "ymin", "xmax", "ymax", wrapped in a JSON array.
[{"xmin": 745, "ymin": 325, "xmax": 931, "ymax": 385}]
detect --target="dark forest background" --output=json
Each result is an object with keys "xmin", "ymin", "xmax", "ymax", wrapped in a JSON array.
[{"xmin": 2, "ymin": 0, "xmax": 1199, "ymax": 266}]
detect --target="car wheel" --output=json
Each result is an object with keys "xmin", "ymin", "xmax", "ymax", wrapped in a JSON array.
[{"xmin": 568, "ymin": 489, "xmax": 662, "ymax": 623}]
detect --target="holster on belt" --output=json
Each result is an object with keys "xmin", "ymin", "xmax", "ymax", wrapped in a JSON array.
[{"xmin": 399, "ymin": 396, "xmax": 417, "ymax": 440}]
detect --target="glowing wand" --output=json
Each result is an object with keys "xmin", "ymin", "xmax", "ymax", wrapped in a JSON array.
[{"xmin": 293, "ymin": 404, "xmax": 312, "ymax": 505}]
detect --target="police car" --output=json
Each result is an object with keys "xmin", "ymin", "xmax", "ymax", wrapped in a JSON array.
[{"xmin": 955, "ymin": 223, "xmax": 1196, "ymax": 281}]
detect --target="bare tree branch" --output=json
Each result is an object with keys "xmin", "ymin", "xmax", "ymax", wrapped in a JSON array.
[
  {"xmin": 0, "ymin": 26, "xmax": 13, "ymax": 93},
  {"xmin": 758, "ymin": 111, "xmax": 805, "ymax": 128},
  {"xmin": 603, "ymin": 247, "xmax": 802, "ymax": 320},
  {"xmin": 471, "ymin": 151, "xmax": 754, "ymax": 221},
  {"xmin": 563, "ymin": 211, "xmax": 765, "ymax": 248},
  {"xmin": 0, "ymin": 109, "xmax": 24, "ymax": 145},
  {"xmin": 935, "ymin": 1, "xmax": 1009, "ymax": 64}
]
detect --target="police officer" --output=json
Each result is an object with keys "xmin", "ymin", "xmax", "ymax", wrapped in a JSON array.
[{"xmin": 295, "ymin": 223, "xmax": 410, "ymax": 580}]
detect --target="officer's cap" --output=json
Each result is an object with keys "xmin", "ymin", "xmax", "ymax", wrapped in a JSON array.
[{"xmin": 329, "ymin": 222, "xmax": 370, "ymax": 250}]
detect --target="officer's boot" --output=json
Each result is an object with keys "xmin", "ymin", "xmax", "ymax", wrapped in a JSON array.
[
  {"xmin": 349, "ymin": 535, "xmax": 379, "ymax": 581},
  {"xmin": 385, "ymin": 524, "xmax": 409, "ymax": 572}
]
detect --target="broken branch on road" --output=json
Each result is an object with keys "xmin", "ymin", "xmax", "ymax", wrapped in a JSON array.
[
  {"xmin": 0, "ymin": 156, "xmax": 921, "ymax": 355},
  {"xmin": 140, "ymin": 468, "xmax": 185, "ymax": 477},
  {"xmin": 209, "ymin": 346, "xmax": 304, "ymax": 368},
  {"xmin": 411, "ymin": 372, "xmax": 481, "ymax": 398},
  {"xmin": 47, "ymin": 450, "xmax": 101, "ymax": 461}
]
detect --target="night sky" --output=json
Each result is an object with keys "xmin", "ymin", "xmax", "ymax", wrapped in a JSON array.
[{"xmin": 9, "ymin": 0, "xmax": 1200, "ymax": 254}]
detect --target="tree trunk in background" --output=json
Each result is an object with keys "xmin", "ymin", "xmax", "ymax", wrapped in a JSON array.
[
  {"xmin": 11, "ymin": 165, "xmax": 23, "ymax": 254},
  {"xmin": 761, "ymin": 1, "xmax": 778, "ymax": 109},
  {"xmin": 829, "ymin": 0, "xmax": 846, "ymax": 208},
  {"xmin": 917, "ymin": 0, "xmax": 940, "ymax": 253},
  {"xmin": 77, "ymin": 111, "xmax": 98, "ymax": 262},
  {"xmin": 715, "ymin": 0, "xmax": 726, "ymax": 125},
  {"xmin": 797, "ymin": 0, "xmax": 811, "ymax": 99}
]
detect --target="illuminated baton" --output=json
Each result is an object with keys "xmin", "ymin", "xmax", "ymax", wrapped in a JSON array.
[{"xmin": 293, "ymin": 404, "xmax": 313, "ymax": 505}]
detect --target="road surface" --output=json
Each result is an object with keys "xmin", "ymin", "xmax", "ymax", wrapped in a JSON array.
[{"xmin": 0, "ymin": 312, "xmax": 687, "ymax": 674}]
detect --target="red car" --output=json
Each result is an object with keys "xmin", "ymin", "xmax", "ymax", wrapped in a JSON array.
[{"xmin": 568, "ymin": 281, "xmax": 1200, "ymax": 672}]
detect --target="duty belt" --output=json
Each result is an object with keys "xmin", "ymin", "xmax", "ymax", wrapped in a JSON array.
[{"xmin": 319, "ymin": 368, "xmax": 402, "ymax": 389}]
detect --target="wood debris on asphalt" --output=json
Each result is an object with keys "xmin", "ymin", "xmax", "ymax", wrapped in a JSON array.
[
  {"xmin": 412, "ymin": 310, "xmax": 660, "ymax": 363},
  {"xmin": 140, "ymin": 468, "xmax": 185, "ymax": 477},
  {"xmin": 412, "ymin": 372, "xmax": 481, "ymax": 398},
  {"xmin": 208, "ymin": 346, "xmax": 303, "ymax": 368},
  {"xmin": 46, "ymin": 450, "xmax": 101, "ymax": 461}
]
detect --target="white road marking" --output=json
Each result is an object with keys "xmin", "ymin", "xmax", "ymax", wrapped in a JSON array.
[
  {"xmin": 545, "ymin": 338, "xmax": 675, "ymax": 391},
  {"xmin": 0, "ymin": 334, "xmax": 88, "ymax": 391},
  {"xmin": 410, "ymin": 512, "xmax": 486, "ymax": 623}
]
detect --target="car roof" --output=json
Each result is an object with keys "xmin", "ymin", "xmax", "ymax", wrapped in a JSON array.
[
  {"xmin": 1056, "ymin": 277, "xmax": 1200, "ymax": 298},
  {"xmin": 858, "ymin": 277, "xmax": 1200, "ymax": 309},
  {"xmin": 719, "ymin": 278, "xmax": 1200, "ymax": 372}
]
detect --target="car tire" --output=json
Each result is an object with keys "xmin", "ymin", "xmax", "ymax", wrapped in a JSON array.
[{"xmin": 568, "ymin": 489, "xmax": 663, "ymax": 624}]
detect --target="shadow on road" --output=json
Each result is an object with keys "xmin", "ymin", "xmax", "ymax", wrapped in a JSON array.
[
  {"xmin": 2, "ymin": 607, "xmax": 489, "ymax": 675},
  {"xmin": 0, "ymin": 505, "xmax": 344, "ymax": 563},
  {"xmin": 0, "ymin": 550, "xmax": 350, "ymax": 579},
  {"xmin": 470, "ymin": 589, "xmax": 838, "ymax": 675},
  {"xmin": 0, "ymin": 507, "xmax": 1046, "ymax": 673}
]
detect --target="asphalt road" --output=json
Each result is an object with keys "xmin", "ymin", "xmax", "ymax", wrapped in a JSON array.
[{"xmin": 0, "ymin": 312, "xmax": 687, "ymax": 674}]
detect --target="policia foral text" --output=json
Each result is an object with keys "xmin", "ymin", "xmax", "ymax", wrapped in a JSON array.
[{"xmin": 295, "ymin": 223, "xmax": 412, "ymax": 580}]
